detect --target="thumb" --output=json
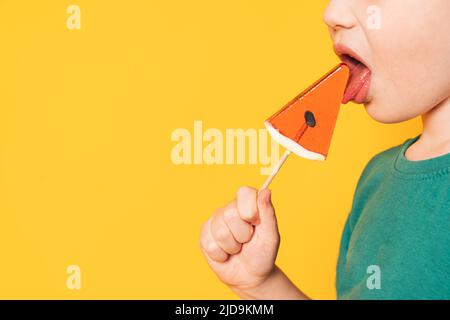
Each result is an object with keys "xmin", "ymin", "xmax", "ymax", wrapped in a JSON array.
[{"xmin": 256, "ymin": 188, "xmax": 278, "ymax": 236}]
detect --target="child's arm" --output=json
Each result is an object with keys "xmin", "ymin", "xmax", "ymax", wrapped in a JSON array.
[
  {"xmin": 200, "ymin": 187, "xmax": 309, "ymax": 300},
  {"xmin": 231, "ymin": 265, "xmax": 309, "ymax": 300}
]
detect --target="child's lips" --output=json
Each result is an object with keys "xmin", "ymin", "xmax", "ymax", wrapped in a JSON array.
[{"xmin": 333, "ymin": 44, "xmax": 372, "ymax": 104}]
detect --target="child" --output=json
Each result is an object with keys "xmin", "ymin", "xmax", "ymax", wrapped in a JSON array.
[{"xmin": 199, "ymin": 0, "xmax": 450, "ymax": 299}]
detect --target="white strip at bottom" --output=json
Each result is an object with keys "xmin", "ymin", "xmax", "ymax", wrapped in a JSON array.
[{"xmin": 264, "ymin": 122, "xmax": 325, "ymax": 161}]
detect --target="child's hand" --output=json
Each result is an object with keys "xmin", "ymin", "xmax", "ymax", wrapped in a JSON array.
[{"xmin": 200, "ymin": 187, "xmax": 280, "ymax": 291}]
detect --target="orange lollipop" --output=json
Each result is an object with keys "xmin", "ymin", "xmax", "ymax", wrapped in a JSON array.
[{"xmin": 261, "ymin": 63, "xmax": 349, "ymax": 189}]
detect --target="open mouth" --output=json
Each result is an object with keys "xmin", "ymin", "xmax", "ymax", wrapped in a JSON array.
[{"xmin": 338, "ymin": 51, "xmax": 371, "ymax": 104}]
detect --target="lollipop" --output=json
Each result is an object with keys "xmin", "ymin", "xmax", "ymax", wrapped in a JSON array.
[{"xmin": 261, "ymin": 63, "xmax": 349, "ymax": 189}]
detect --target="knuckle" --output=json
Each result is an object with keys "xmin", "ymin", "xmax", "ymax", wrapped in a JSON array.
[
  {"xmin": 199, "ymin": 230, "xmax": 210, "ymax": 250},
  {"xmin": 199, "ymin": 234, "xmax": 209, "ymax": 250},
  {"xmin": 206, "ymin": 241, "xmax": 218, "ymax": 254},
  {"xmin": 213, "ymin": 226, "xmax": 229, "ymax": 242},
  {"xmin": 223, "ymin": 207, "xmax": 237, "ymax": 222},
  {"xmin": 207, "ymin": 243, "xmax": 228, "ymax": 262}
]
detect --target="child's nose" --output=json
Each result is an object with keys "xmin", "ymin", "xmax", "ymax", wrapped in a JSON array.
[{"xmin": 323, "ymin": 0, "xmax": 356, "ymax": 33}]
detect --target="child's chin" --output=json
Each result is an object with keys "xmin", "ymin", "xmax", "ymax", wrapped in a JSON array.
[{"xmin": 364, "ymin": 102, "xmax": 404, "ymax": 124}]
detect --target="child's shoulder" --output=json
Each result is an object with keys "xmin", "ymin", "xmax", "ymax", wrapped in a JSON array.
[
  {"xmin": 364, "ymin": 136, "xmax": 416, "ymax": 171},
  {"xmin": 379, "ymin": 135, "xmax": 418, "ymax": 159},
  {"xmin": 355, "ymin": 135, "xmax": 419, "ymax": 188}
]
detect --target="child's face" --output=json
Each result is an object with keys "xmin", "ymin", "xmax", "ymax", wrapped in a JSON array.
[{"xmin": 324, "ymin": 0, "xmax": 450, "ymax": 123}]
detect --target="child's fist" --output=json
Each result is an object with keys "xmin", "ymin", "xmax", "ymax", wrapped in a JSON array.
[{"xmin": 200, "ymin": 187, "xmax": 280, "ymax": 290}]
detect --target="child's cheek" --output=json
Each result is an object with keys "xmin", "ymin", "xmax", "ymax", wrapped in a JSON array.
[{"xmin": 362, "ymin": 0, "xmax": 450, "ymax": 122}]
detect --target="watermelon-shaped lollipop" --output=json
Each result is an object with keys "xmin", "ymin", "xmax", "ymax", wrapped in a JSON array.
[{"xmin": 261, "ymin": 63, "xmax": 349, "ymax": 189}]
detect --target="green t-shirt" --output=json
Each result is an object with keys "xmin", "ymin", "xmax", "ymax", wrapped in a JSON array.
[{"xmin": 336, "ymin": 134, "xmax": 450, "ymax": 300}]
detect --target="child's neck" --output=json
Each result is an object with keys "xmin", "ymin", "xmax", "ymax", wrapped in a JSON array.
[{"xmin": 405, "ymin": 97, "xmax": 450, "ymax": 161}]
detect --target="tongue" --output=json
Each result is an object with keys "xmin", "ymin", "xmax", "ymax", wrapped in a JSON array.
[{"xmin": 342, "ymin": 62, "xmax": 371, "ymax": 104}]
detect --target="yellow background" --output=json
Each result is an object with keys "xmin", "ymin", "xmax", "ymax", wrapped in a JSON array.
[{"xmin": 0, "ymin": 0, "xmax": 420, "ymax": 299}]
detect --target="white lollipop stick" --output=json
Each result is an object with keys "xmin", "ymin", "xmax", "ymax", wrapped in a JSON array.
[{"xmin": 260, "ymin": 149, "xmax": 291, "ymax": 190}]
